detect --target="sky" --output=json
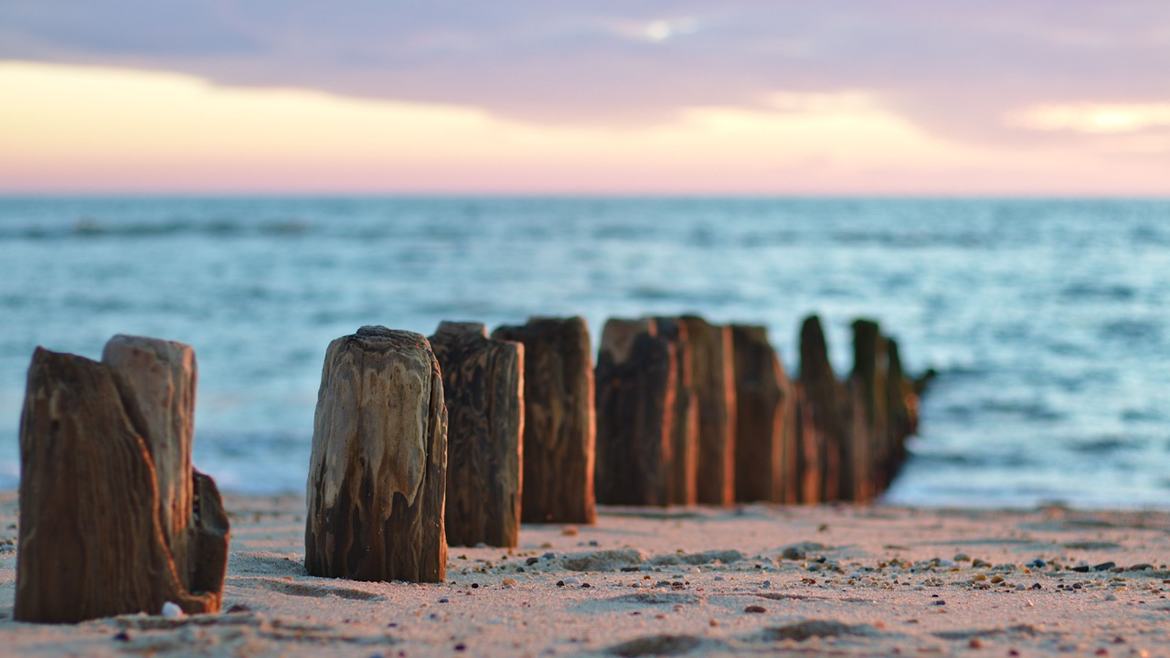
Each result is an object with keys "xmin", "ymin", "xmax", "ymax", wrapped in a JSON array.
[{"xmin": 1, "ymin": 1, "xmax": 1168, "ymax": 195}]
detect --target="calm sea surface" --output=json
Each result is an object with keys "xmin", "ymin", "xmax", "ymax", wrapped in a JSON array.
[{"xmin": 1, "ymin": 197, "xmax": 1168, "ymax": 508}]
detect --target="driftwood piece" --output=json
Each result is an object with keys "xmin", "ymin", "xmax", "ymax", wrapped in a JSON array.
[
  {"xmin": 430, "ymin": 322, "xmax": 524, "ymax": 548},
  {"xmin": 305, "ymin": 326, "xmax": 448, "ymax": 582},
  {"xmin": 595, "ymin": 318, "xmax": 676, "ymax": 506},
  {"xmin": 678, "ymin": 316, "xmax": 736, "ymax": 506},
  {"xmin": 654, "ymin": 318, "xmax": 698, "ymax": 505},
  {"xmin": 493, "ymin": 317, "xmax": 596, "ymax": 523},
  {"xmin": 15, "ymin": 346, "xmax": 225, "ymax": 623},
  {"xmin": 798, "ymin": 315, "xmax": 847, "ymax": 502},
  {"xmin": 731, "ymin": 325, "xmax": 795, "ymax": 503}
]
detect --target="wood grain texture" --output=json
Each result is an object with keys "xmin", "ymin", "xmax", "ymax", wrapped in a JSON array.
[
  {"xmin": 595, "ymin": 318, "xmax": 676, "ymax": 506},
  {"xmin": 678, "ymin": 316, "xmax": 736, "ymax": 506},
  {"xmin": 654, "ymin": 318, "xmax": 698, "ymax": 506},
  {"xmin": 730, "ymin": 324, "xmax": 793, "ymax": 503},
  {"xmin": 101, "ymin": 335, "xmax": 196, "ymax": 588},
  {"xmin": 305, "ymin": 326, "xmax": 448, "ymax": 582},
  {"xmin": 15, "ymin": 348, "xmax": 222, "ymax": 623},
  {"xmin": 492, "ymin": 317, "xmax": 596, "ymax": 524},
  {"xmin": 798, "ymin": 315, "xmax": 847, "ymax": 502},
  {"xmin": 430, "ymin": 322, "xmax": 524, "ymax": 548}
]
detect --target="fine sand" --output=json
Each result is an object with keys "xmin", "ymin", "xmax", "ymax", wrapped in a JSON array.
[{"xmin": 1, "ymin": 492, "xmax": 1168, "ymax": 657}]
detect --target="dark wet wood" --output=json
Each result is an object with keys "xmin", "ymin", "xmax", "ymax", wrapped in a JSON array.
[
  {"xmin": 678, "ymin": 316, "xmax": 736, "ymax": 506},
  {"xmin": 885, "ymin": 337, "xmax": 918, "ymax": 474},
  {"xmin": 731, "ymin": 324, "xmax": 795, "ymax": 503},
  {"xmin": 430, "ymin": 322, "xmax": 523, "ymax": 548},
  {"xmin": 305, "ymin": 326, "xmax": 448, "ymax": 583},
  {"xmin": 654, "ymin": 317, "xmax": 699, "ymax": 506},
  {"xmin": 493, "ymin": 317, "xmax": 596, "ymax": 524},
  {"xmin": 15, "ymin": 346, "xmax": 225, "ymax": 623},
  {"xmin": 595, "ymin": 318, "xmax": 676, "ymax": 506}
]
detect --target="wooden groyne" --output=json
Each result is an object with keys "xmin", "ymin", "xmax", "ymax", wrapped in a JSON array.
[{"xmin": 15, "ymin": 313, "xmax": 926, "ymax": 599}]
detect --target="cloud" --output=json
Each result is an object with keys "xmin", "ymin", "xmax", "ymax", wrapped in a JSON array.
[
  {"xmin": 0, "ymin": 1, "xmax": 1168, "ymax": 150},
  {"xmin": 1007, "ymin": 103, "xmax": 1170, "ymax": 134}
]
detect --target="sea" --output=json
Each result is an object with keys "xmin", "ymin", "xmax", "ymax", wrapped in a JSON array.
[{"xmin": 1, "ymin": 197, "xmax": 1168, "ymax": 508}]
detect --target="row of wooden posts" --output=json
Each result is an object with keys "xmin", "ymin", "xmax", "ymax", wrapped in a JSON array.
[
  {"xmin": 301, "ymin": 314, "xmax": 924, "ymax": 584},
  {"xmin": 13, "ymin": 313, "xmax": 924, "ymax": 622}
]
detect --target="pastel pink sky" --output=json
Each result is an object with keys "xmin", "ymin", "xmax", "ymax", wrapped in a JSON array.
[{"xmin": 2, "ymin": 1, "xmax": 1169, "ymax": 195}]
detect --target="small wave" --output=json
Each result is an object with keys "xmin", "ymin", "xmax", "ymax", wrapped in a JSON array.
[
  {"xmin": 940, "ymin": 398, "xmax": 1064, "ymax": 422},
  {"xmin": 828, "ymin": 229, "xmax": 992, "ymax": 249},
  {"xmin": 1099, "ymin": 318, "xmax": 1162, "ymax": 344},
  {"xmin": 1060, "ymin": 282, "xmax": 1136, "ymax": 302},
  {"xmin": 0, "ymin": 217, "xmax": 314, "ymax": 241},
  {"xmin": 1067, "ymin": 436, "xmax": 1144, "ymax": 455}
]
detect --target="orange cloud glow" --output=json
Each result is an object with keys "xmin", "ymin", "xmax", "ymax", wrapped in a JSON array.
[{"xmin": 1, "ymin": 61, "xmax": 1167, "ymax": 195}]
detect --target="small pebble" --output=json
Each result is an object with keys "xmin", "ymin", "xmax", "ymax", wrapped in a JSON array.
[
  {"xmin": 562, "ymin": 526, "xmax": 579, "ymax": 537},
  {"xmin": 161, "ymin": 601, "xmax": 183, "ymax": 619},
  {"xmin": 743, "ymin": 605, "xmax": 766, "ymax": 614},
  {"xmin": 526, "ymin": 557, "xmax": 539, "ymax": 566},
  {"xmin": 112, "ymin": 631, "xmax": 130, "ymax": 642},
  {"xmin": 968, "ymin": 638, "xmax": 982, "ymax": 649}
]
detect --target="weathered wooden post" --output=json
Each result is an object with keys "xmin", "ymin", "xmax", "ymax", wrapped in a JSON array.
[
  {"xmin": 430, "ymin": 322, "xmax": 523, "ymax": 548},
  {"xmin": 102, "ymin": 336, "xmax": 197, "ymax": 580},
  {"xmin": 678, "ymin": 315, "xmax": 736, "ymax": 506},
  {"xmin": 15, "ymin": 338, "xmax": 228, "ymax": 623},
  {"xmin": 492, "ymin": 317, "xmax": 596, "ymax": 524},
  {"xmin": 791, "ymin": 385, "xmax": 824, "ymax": 504},
  {"xmin": 655, "ymin": 317, "xmax": 699, "ymax": 505},
  {"xmin": 798, "ymin": 315, "xmax": 847, "ymax": 501},
  {"xmin": 305, "ymin": 326, "xmax": 448, "ymax": 582},
  {"xmin": 849, "ymin": 319, "xmax": 888, "ymax": 500},
  {"xmin": 731, "ymin": 324, "xmax": 796, "ymax": 503},
  {"xmin": 885, "ymin": 337, "xmax": 918, "ymax": 473},
  {"xmin": 595, "ymin": 318, "xmax": 676, "ymax": 506}
]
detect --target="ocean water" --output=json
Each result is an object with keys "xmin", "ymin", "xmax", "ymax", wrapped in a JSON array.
[{"xmin": 1, "ymin": 197, "xmax": 1168, "ymax": 508}]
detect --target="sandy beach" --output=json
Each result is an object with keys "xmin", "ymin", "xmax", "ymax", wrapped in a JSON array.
[{"xmin": 1, "ymin": 492, "xmax": 1167, "ymax": 657}]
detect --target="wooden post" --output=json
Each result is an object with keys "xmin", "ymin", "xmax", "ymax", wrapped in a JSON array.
[
  {"xmin": 101, "ymin": 335, "xmax": 197, "ymax": 586},
  {"xmin": 15, "ymin": 342, "xmax": 227, "ymax": 623},
  {"xmin": 595, "ymin": 318, "xmax": 676, "ymax": 506},
  {"xmin": 884, "ymin": 337, "xmax": 919, "ymax": 485},
  {"xmin": 791, "ymin": 385, "xmax": 823, "ymax": 504},
  {"xmin": 430, "ymin": 322, "xmax": 523, "ymax": 548},
  {"xmin": 305, "ymin": 326, "xmax": 447, "ymax": 582},
  {"xmin": 492, "ymin": 317, "xmax": 596, "ymax": 524},
  {"xmin": 654, "ymin": 318, "xmax": 699, "ymax": 506},
  {"xmin": 849, "ymin": 319, "xmax": 888, "ymax": 500},
  {"xmin": 798, "ymin": 315, "xmax": 847, "ymax": 501},
  {"xmin": 731, "ymin": 324, "xmax": 795, "ymax": 503},
  {"xmin": 678, "ymin": 316, "xmax": 736, "ymax": 506}
]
